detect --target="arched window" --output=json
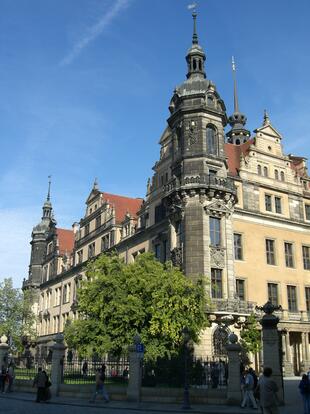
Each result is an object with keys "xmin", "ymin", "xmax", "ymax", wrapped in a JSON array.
[
  {"xmin": 263, "ymin": 166, "xmax": 268, "ymax": 177},
  {"xmin": 257, "ymin": 165, "xmax": 262, "ymax": 175},
  {"xmin": 193, "ymin": 59, "xmax": 197, "ymax": 70},
  {"xmin": 206, "ymin": 125, "xmax": 218, "ymax": 156},
  {"xmin": 235, "ymin": 139, "xmax": 240, "ymax": 145},
  {"xmin": 280, "ymin": 171, "xmax": 285, "ymax": 182},
  {"xmin": 275, "ymin": 169, "xmax": 279, "ymax": 180},
  {"xmin": 213, "ymin": 326, "xmax": 229, "ymax": 357}
]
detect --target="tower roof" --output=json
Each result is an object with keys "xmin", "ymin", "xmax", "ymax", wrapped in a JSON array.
[{"xmin": 185, "ymin": 12, "xmax": 206, "ymax": 80}]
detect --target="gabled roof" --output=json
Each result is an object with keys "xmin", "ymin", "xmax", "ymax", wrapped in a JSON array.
[
  {"xmin": 102, "ymin": 192, "xmax": 143, "ymax": 224},
  {"xmin": 254, "ymin": 123, "xmax": 282, "ymax": 139},
  {"xmin": 224, "ymin": 140, "xmax": 254, "ymax": 176},
  {"xmin": 56, "ymin": 228, "xmax": 75, "ymax": 255}
]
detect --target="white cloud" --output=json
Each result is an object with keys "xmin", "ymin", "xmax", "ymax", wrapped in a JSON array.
[{"xmin": 60, "ymin": 0, "xmax": 132, "ymax": 66}]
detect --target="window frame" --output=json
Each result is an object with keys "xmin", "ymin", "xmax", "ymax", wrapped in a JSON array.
[
  {"xmin": 268, "ymin": 282, "xmax": 279, "ymax": 306},
  {"xmin": 234, "ymin": 233, "xmax": 243, "ymax": 261},
  {"xmin": 236, "ymin": 279, "xmax": 245, "ymax": 301},
  {"xmin": 274, "ymin": 196, "xmax": 282, "ymax": 214},
  {"xmin": 284, "ymin": 242, "xmax": 294, "ymax": 268},
  {"xmin": 206, "ymin": 125, "xmax": 218, "ymax": 156},
  {"xmin": 302, "ymin": 245, "xmax": 310, "ymax": 270},
  {"xmin": 211, "ymin": 268, "xmax": 223, "ymax": 299},
  {"xmin": 265, "ymin": 194, "xmax": 272, "ymax": 212},
  {"xmin": 287, "ymin": 285, "xmax": 298, "ymax": 312},
  {"xmin": 305, "ymin": 205, "xmax": 310, "ymax": 221},
  {"xmin": 209, "ymin": 217, "xmax": 221, "ymax": 247},
  {"xmin": 266, "ymin": 238, "xmax": 276, "ymax": 265}
]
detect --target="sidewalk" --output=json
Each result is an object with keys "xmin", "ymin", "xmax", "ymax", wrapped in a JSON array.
[
  {"xmin": 0, "ymin": 391, "xmax": 256, "ymax": 414},
  {"xmin": 0, "ymin": 377, "xmax": 302, "ymax": 414}
]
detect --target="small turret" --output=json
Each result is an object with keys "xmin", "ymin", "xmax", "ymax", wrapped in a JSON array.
[
  {"xmin": 226, "ymin": 57, "xmax": 250, "ymax": 145},
  {"xmin": 186, "ymin": 11, "xmax": 206, "ymax": 80}
]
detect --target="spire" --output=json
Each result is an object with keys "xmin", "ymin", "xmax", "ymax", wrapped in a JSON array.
[
  {"xmin": 93, "ymin": 177, "xmax": 99, "ymax": 191},
  {"xmin": 226, "ymin": 57, "xmax": 250, "ymax": 145},
  {"xmin": 185, "ymin": 7, "xmax": 206, "ymax": 79},
  {"xmin": 42, "ymin": 176, "xmax": 53, "ymax": 220},
  {"xmin": 263, "ymin": 109, "xmax": 270, "ymax": 126},
  {"xmin": 192, "ymin": 11, "xmax": 198, "ymax": 45},
  {"xmin": 47, "ymin": 175, "xmax": 51, "ymax": 201},
  {"xmin": 232, "ymin": 56, "xmax": 239, "ymax": 113}
]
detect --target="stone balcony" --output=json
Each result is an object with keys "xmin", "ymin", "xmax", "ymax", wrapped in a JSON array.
[
  {"xmin": 163, "ymin": 173, "xmax": 236, "ymax": 196},
  {"xmin": 209, "ymin": 298, "xmax": 256, "ymax": 315}
]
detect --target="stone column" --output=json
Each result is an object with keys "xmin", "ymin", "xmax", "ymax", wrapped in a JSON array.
[
  {"xmin": 127, "ymin": 334, "xmax": 144, "ymax": 403},
  {"xmin": 283, "ymin": 332, "xmax": 294, "ymax": 377},
  {"xmin": 301, "ymin": 332, "xmax": 310, "ymax": 372},
  {"xmin": 259, "ymin": 303, "xmax": 284, "ymax": 403},
  {"xmin": 50, "ymin": 333, "xmax": 66, "ymax": 397},
  {"xmin": 0, "ymin": 335, "xmax": 9, "ymax": 369},
  {"xmin": 225, "ymin": 333, "xmax": 242, "ymax": 405}
]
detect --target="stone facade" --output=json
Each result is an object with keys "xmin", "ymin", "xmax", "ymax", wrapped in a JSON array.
[{"xmin": 23, "ymin": 14, "xmax": 310, "ymax": 376}]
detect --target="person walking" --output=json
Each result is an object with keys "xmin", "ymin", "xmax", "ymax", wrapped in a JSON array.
[
  {"xmin": 90, "ymin": 365, "xmax": 109, "ymax": 403},
  {"xmin": 241, "ymin": 369, "xmax": 258, "ymax": 409},
  {"xmin": 0, "ymin": 366, "xmax": 6, "ymax": 393},
  {"xmin": 33, "ymin": 367, "xmax": 48, "ymax": 403},
  {"xmin": 257, "ymin": 367, "xmax": 279, "ymax": 414},
  {"xmin": 299, "ymin": 374, "xmax": 310, "ymax": 414},
  {"xmin": 6, "ymin": 362, "xmax": 15, "ymax": 392}
]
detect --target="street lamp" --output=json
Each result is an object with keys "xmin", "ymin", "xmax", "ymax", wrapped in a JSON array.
[{"xmin": 182, "ymin": 327, "xmax": 191, "ymax": 410}]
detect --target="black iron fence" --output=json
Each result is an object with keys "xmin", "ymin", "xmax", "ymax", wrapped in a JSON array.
[
  {"xmin": 14, "ymin": 357, "xmax": 51, "ymax": 381},
  {"xmin": 61, "ymin": 357, "xmax": 129, "ymax": 385},
  {"xmin": 142, "ymin": 356, "xmax": 228, "ymax": 388}
]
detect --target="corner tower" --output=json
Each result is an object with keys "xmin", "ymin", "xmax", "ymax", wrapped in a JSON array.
[{"xmin": 154, "ymin": 12, "xmax": 238, "ymax": 300}]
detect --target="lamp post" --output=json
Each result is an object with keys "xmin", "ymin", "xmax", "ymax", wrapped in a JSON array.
[{"xmin": 182, "ymin": 327, "xmax": 190, "ymax": 410}]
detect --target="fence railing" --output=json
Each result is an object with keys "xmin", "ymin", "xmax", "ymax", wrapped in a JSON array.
[
  {"xmin": 14, "ymin": 357, "xmax": 51, "ymax": 381},
  {"xmin": 61, "ymin": 357, "xmax": 129, "ymax": 385},
  {"xmin": 142, "ymin": 355, "xmax": 228, "ymax": 388}
]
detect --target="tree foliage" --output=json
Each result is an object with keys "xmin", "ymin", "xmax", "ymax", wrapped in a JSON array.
[
  {"xmin": 0, "ymin": 278, "xmax": 36, "ymax": 351},
  {"xmin": 64, "ymin": 253, "xmax": 209, "ymax": 360},
  {"xmin": 240, "ymin": 313, "xmax": 262, "ymax": 355}
]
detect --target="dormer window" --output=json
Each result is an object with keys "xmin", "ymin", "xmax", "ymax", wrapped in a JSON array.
[
  {"xmin": 257, "ymin": 165, "xmax": 262, "ymax": 175},
  {"xmin": 275, "ymin": 169, "xmax": 279, "ymax": 180}
]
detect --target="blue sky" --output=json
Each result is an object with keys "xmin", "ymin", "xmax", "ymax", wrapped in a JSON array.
[{"xmin": 1, "ymin": 0, "xmax": 310, "ymax": 287}]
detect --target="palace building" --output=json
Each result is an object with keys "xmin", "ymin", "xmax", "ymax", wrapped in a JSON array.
[{"xmin": 23, "ymin": 13, "xmax": 310, "ymax": 376}]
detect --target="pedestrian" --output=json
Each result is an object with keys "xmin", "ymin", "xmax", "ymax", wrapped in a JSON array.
[
  {"xmin": 122, "ymin": 367, "xmax": 129, "ymax": 381},
  {"xmin": 43, "ymin": 370, "xmax": 52, "ymax": 402},
  {"xmin": 299, "ymin": 374, "xmax": 310, "ymax": 414},
  {"xmin": 257, "ymin": 367, "xmax": 279, "ymax": 414},
  {"xmin": 0, "ymin": 366, "xmax": 6, "ymax": 393},
  {"xmin": 33, "ymin": 367, "xmax": 48, "ymax": 403},
  {"xmin": 90, "ymin": 366, "xmax": 109, "ymax": 403},
  {"xmin": 241, "ymin": 368, "xmax": 258, "ymax": 409},
  {"xmin": 82, "ymin": 361, "xmax": 88, "ymax": 378},
  {"xmin": 6, "ymin": 362, "xmax": 15, "ymax": 392}
]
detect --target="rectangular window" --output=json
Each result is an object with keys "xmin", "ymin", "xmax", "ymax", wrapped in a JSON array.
[
  {"xmin": 211, "ymin": 269, "xmax": 222, "ymax": 299},
  {"xmin": 305, "ymin": 205, "xmax": 310, "ymax": 221},
  {"xmin": 77, "ymin": 250, "xmax": 83, "ymax": 264},
  {"xmin": 234, "ymin": 233, "xmax": 243, "ymax": 260},
  {"xmin": 84, "ymin": 224, "xmax": 90, "ymax": 236},
  {"xmin": 88, "ymin": 242, "xmax": 95, "ymax": 259},
  {"xmin": 155, "ymin": 203, "xmax": 166, "ymax": 223},
  {"xmin": 284, "ymin": 242, "xmax": 294, "ymax": 268},
  {"xmin": 101, "ymin": 235, "xmax": 109, "ymax": 252},
  {"xmin": 287, "ymin": 285, "xmax": 297, "ymax": 312},
  {"xmin": 303, "ymin": 246, "xmax": 310, "ymax": 270},
  {"xmin": 265, "ymin": 194, "xmax": 272, "ymax": 212},
  {"xmin": 275, "ymin": 197, "xmax": 282, "ymax": 214},
  {"xmin": 95, "ymin": 215, "xmax": 101, "ymax": 229},
  {"xmin": 210, "ymin": 217, "xmax": 221, "ymax": 246},
  {"xmin": 236, "ymin": 279, "xmax": 245, "ymax": 301},
  {"xmin": 268, "ymin": 283, "xmax": 279, "ymax": 306},
  {"xmin": 154, "ymin": 244, "xmax": 161, "ymax": 260},
  {"xmin": 305, "ymin": 287, "xmax": 310, "ymax": 312},
  {"xmin": 266, "ymin": 239, "xmax": 276, "ymax": 265}
]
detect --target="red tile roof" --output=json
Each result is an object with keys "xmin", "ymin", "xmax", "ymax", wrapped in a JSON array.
[
  {"xmin": 102, "ymin": 192, "xmax": 143, "ymax": 224},
  {"xmin": 224, "ymin": 139, "xmax": 254, "ymax": 176},
  {"xmin": 56, "ymin": 228, "xmax": 75, "ymax": 255}
]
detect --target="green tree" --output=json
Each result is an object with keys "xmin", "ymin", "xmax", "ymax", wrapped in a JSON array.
[
  {"xmin": 0, "ymin": 278, "xmax": 36, "ymax": 351},
  {"xmin": 240, "ymin": 313, "xmax": 262, "ymax": 355},
  {"xmin": 64, "ymin": 253, "xmax": 208, "ymax": 360}
]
